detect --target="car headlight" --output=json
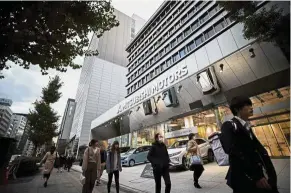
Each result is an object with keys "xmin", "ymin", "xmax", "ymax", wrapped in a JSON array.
[{"xmin": 169, "ymin": 151, "xmax": 182, "ymax": 157}]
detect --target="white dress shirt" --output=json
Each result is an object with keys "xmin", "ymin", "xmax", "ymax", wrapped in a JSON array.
[{"xmin": 234, "ymin": 116, "xmax": 253, "ymax": 140}]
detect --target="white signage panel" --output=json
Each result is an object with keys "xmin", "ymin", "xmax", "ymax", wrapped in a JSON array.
[{"xmin": 165, "ymin": 127, "xmax": 198, "ymax": 139}]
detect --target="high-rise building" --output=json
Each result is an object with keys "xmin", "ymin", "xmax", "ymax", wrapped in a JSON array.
[
  {"xmin": 0, "ymin": 98, "xmax": 13, "ymax": 137},
  {"xmin": 91, "ymin": 1, "xmax": 290, "ymax": 159},
  {"xmin": 70, "ymin": 9, "xmax": 145, "ymax": 156},
  {"xmin": 57, "ymin": 98, "xmax": 76, "ymax": 154}
]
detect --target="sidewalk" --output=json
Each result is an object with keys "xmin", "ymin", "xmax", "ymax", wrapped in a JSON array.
[
  {"xmin": 72, "ymin": 159, "xmax": 290, "ymax": 193},
  {"xmin": 0, "ymin": 168, "xmax": 129, "ymax": 193}
]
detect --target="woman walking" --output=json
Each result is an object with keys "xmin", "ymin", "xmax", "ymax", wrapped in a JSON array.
[
  {"xmin": 187, "ymin": 133, "xmax": 204, "ymax": 189},
  {"xmin": 82, "ymin": 139, "xmax": 101, "ymax": 193},
  {"xmin": 39, "ymin": 146, "xmax": 57, "ymax": 187},
  {"xmin": 106, "ymin": 141, "xmax": 122, "ymax": 193},
  {"xmin": 96, "ymin": 141, "xmax": 107, "ymax": 186}
]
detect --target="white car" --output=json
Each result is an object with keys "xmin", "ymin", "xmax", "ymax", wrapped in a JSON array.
[{"xmin": 167, "ymin": 138, "xmax": 214, "ymax": 170}]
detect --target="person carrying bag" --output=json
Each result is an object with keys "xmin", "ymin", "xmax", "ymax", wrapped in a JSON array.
[{"xmin": 187, "ymin": 133, "xmax": 204, "ymax": 189}]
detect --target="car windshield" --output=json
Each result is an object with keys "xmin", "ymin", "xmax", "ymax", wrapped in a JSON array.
[
  {"xmin": 126, "ymin": 148, "xmax": 136, "ymax": 154},
  {"xmin": 169, "ymin": 140, "xmax": 188, "ymax": 149}
]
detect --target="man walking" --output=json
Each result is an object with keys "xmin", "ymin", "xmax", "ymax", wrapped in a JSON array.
[
  {"xmin": 220, "ymin": 96, "xmax": 278, "ymax": 193},
  {"xmin": 147, "ymin": 133, "xmax": 171, "ymax": 193}
]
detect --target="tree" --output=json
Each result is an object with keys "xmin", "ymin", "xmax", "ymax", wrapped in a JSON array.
[
  {"xmin": 0, "ymin": 1, "xmax": 119, "ymax": 77},
  {"xmin": 27, "ymin": 75, "xmax": 63, "ymax": 156},
  {"xmin": 217, "ymin": 1, "xmax": 290, "ymax": 60}
]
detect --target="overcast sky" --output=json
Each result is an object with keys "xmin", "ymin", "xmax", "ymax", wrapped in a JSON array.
[{"xmin": 0, "ymin": 0, "xmax": 163, "ymax": 124}]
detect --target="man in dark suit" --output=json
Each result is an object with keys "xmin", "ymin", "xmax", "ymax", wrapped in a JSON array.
[{"xmin": 220, "ymin": 96, "xmax": 278, "ymax": 193}]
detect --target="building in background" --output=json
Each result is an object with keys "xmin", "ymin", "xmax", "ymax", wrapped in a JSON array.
[
  {"xmin": 0, "ymin": 98, "xmax": 13, "ymax": 137},
  {"xmin": 70, "ymin": 9, "xmax": 145, "ymax": 157},
  {"xmin": 57, "ymin": 98, "xmax": 76, "ymax": 155},
  {"xmin": 7, "ymin": 113, "xmax": 27, "ymax": 140},
  {"xmin": 91, "ymin": 1, "xmax": 290, "ymax": 158}
]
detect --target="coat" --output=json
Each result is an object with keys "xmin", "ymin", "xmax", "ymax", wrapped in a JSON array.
[
  {"xmin": 220, "ymin": 117, "xmax": 278, "ymax": 192},
  {"xmin": 41, "ymin": 151, "xmax": 57, "ymax": 174},
  {"xmin": 82, "ymin": 147, "xmax": 101, "ymax": 172},
  {"xmin": 147, "ymin": 141, "xmax": 170, "ymax": 170},
  {"xmin": 106, "ymin": 150, "xmax": 122, "ymax": 173},
  {"xmin": 187, "ymin": 139, "xmax": 201, "ymax": 156}
]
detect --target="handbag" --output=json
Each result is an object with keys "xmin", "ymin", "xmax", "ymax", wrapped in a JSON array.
[{"xmin": 190, "ymin": 155, "xmax": 203, "ymax": 165}]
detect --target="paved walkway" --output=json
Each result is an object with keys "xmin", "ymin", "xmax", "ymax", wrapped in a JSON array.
[
  {"xmin": 72, "ymin": 159, "xmax": 290, "ymax": 193},
  {"xmin": 0, "ymin": 169, "xmax": 129, "ymax": 193}
]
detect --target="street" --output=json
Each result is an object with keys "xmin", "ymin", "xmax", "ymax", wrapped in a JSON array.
[{"xmin": 71, "ymin": 159, "xmax": 290, "ymax": 193}]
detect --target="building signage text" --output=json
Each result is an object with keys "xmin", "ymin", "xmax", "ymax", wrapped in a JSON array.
[
  {"xmin": 117, "ymin": 65, "xmax": 188, "ymax": 114},
  {"xmin": 165, "ymin": 127, "xmax": 198, "ymax": 139}
]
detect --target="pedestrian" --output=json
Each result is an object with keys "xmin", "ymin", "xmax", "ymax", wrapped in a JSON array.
[
  {"xmin": 96, "ymin": 141, "xmax": 107, "ymax": 186},
  {"xmin": 39, "ymin": 146, "xmax": 57, "ymax": 187},
  {"xmin": 106, "ymin": 141, "xmax": 122, "ymax": 193},
  {"xmin": 220, "ymin": 96, "xmax": 279, "ymax": 193},
  {"xmin": 82, "ymin": 139, "xmax": 101, "ymax": 193},
  {"xmin": 147, "ymin": 133, "xmax": 171, "ymax": 193},
  {"xmin": 187, "ymin": 133, "xmax": 204, "ymax": 189},
  {"xmin": 59, "ymin": 154, "xmax": 66, "ymax": 173},
  {"xmin": 66, "ymin": 154, "xmax": 74, "ymax": 172}
]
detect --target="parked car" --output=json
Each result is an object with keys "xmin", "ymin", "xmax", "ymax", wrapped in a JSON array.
[
  {"xmin": 167, "ymin": 138, "xmax": 214, "ymax": 170},
  {"xmin": 121, "ymin": 146, "xmax": 151, "ymax": 167},
  {"xmin": 119, "ymin": 146, "xmax": 131, "ymax": 153}
]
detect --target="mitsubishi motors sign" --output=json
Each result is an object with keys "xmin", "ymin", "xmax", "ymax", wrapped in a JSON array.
[{"xmin": 165, "ymin": 127, "xmax": 198, "ymax": 139}]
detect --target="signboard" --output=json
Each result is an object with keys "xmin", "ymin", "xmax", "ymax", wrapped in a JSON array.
[
  {"xmin": 117, "ymin": 65, "xmax": 188, "ymax": 114},
  {"xmin": 165, "ymin": 127, "xmax": 198, "ymax": 139},
  {"xmin": 140, "ymin": 163, "xmax": 154, "ymax": 179}
]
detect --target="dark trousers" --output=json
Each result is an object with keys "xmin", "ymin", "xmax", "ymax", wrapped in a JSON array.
[
  {"xmin": 82, "ymin": 162, "xmax": 97, "ymax": 193},
  {"xmin": 192, "ymin": 164, "xmax": 204, "ymax": 183},
  {"xmin": 43, "ymin": 173, "xmax": 51, "ymax": 180},
  {"xmin": 107, "ymin": 170, "xmax": 119, "ymax": 193},
  {"xmin": 153, "ymin": 167, "xmax": 171, "ymax": 193}
]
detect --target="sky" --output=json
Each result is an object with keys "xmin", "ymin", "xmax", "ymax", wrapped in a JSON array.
[{"xmin": 0, "ymin": 0, "xmax": 163, "ymax": 125}]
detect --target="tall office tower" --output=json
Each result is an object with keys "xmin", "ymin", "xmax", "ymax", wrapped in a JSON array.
[
  {"xmin": 0, "ymin": 98, "xmax": 13, "ymax": 137},
  {"xmin": 91, "ymin": 1, "xmax": 290, "ymax": 160},
  {"xmin": 9, "ymin": 113, "xmax": 28, "ymax": 141},
  {"xmin": 57, "ymin": 98, "xmax": 76, "ymax": 154},
  {"xmin": 70, "ymin": 9, "xmax": 145, "ymax": 156}
]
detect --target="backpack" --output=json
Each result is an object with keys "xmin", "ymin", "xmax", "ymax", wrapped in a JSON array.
[{"xmin": 208, "ymin": 119, "xmax": 237, "ymax": 166}]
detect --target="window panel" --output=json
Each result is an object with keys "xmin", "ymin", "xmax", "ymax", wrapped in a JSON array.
[
  {"xmin": 184, "ymin": 27, "xmax": 191, "ymax": 37},
  {"xmin": 177, "ymin": 34, "xmax": 184, "ymax": 42},
  {"xmin": 181, "ymin": 15, "xmax": 187, "ymax": 24},
  {"xmin": 179, "ymin": 47, "xmax": 186, "ymax": 58},
  {"xmin": 155, "ymin": 66, "xmax": 160, "ymax": 75},
  {"xmin": 191, "ymin": 21, "xmax": 199, "ymax": 31},
  {"xmin": 208, "ymin": 5, "xmax": 219, "ymax": 17},
  {"xmin": 161, "ymin": 62, "xmax": 166, "ymax": 71},
  {"xmin": 187, "ymin": 41, "xmax": 196, "ymax": 52},
  {"xmin": 172, "ymin": 53, "xmax": 180, "ymax": 63},
  {"xmin": 214, "ymin": 19, "xmax": 226, "ymax": 32},
  {"xmin": 204, "ymin": 27, "xmax": 215, "ymax": 40},
  {"xmin": 200, "ymin": 13, "xmax": 209, "ymax": 23},
  {"xmin": 170, "ymin": 39, "xmax": 177, "ymax": 48},
  {"xmin": 165, "ymin": 44, "xmax": 171, "ymax": 53},
  {"xmin": 166, "ymin": 58, "xmax": 172, "ymax": 67},
  {"xmin": 195, "ymin": 35, "xmax": 204, "ymax": 47}
]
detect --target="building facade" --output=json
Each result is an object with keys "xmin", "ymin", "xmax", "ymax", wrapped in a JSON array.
[
  {"xmin": 57, "ymin": 98, "xmax": 76, "ymax": 154},
  {"xmin": 70, "ymin": 9, "xmax": 145, "ymax": 156},
  {"xmin": 0, "ymin": 98, "xmax": 13, "ymax": 137},
  {"xmin": 91, "ymin": 1, "xmax": 290, "ymax": 157}
]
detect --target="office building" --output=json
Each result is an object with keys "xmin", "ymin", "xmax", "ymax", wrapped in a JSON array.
[
  {"xmin": 91, "ymin": 1, "xmax": 290, "ymax": 157},
  {"xmin": 57, "ymin": 98, "xmax": 76, "ymax": 154},
  {"xmin": 70, "ymin": 9, "xmax": 145, "ymax": 156},
  {"xmin": 0, "ymin": 98, "xmax": 13, "ymax": 137}
]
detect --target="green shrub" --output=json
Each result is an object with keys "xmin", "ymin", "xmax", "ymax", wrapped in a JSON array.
[{"xmin": 12, "ymin": 156, "xmax": 41, "ymax": 177}]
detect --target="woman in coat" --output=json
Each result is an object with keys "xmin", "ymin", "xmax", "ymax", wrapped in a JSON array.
[
  {"xmin": 39, "ymin": 146, "xmax": 57, "ymax": 187},
  {"xmin": 82, "ymin": 139, "xmax": 101, "ymax": 193},
  {"xmin": 187, "ymin": 133, "xmax": 204, "ymax": 189},
  {"xmin": 106, "ymin": 141, "xmax": 122, "ymax": 193}
]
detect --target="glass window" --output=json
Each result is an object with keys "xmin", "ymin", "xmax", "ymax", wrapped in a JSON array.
[
  {"xmin": 179, "ymin": 47, "xmax": 186, "ymax": 58},
  {"xmin": 184, "ymin": 27, "xmax": 191, "ymax": 37},
  {"xmin": 134, "ymin": 83, "xmax": 137, "ymax": 90},
  {"xmin": 142, "ymin": 77, "xmax": 146, "ymax": 84},
  {"xmin": 161, "ymin": 62, "xmax": 166, "ymax": 71},
  {"xmin": 191, "ymin": 21, "xmax": 199, "ymax": 31},
  {"xmin": 150, "ymin": 70, "xmax": 155, "ymax": 78},
  {"xmin": 225, "ymin": 17, "xmax": 232, "ymax": 25},
  {"xmin": 166, "ymin": 58, "xmax": 172, "ymax": 67},
  {"xmin": 187, "ymin": 41, "xmax": 195, "ymax": 52},
  {"xmin": 195, "ymin": 35, "xmax": 204, "ymax": 47},
  {"xmin": 150, "ymin": 58, "xmax": 153, "ymax": 65},
  {"xmin": 165, "ymin": 44, "xmax": 171, "ymax": 52},
  {"xmin": 146, "ymin": 74, "xmax": 150, "ymax": 81},
  {"xmin": 200, "ymin": 13, "xmax": 209, "ymax": 24},
  {"xmin": 170, "ymin": 39, "xmax": 177, "ymax": 48},
  {"xmin": 188, "ymin": 7, "xmax": 195, "ymax": 17},
  {"xmin": 138, "ymin": 68, "xmax": 142, "ymax": 75},
  {"xmin": 159, "ymin": 49, "xmax": 164, "ymax": 57},
  {"xmin": 204, "ymin": 27, "xmax": 215, "ymax": 40},
  {"xmin": 175, "ymin": 22, "xmax": 180, "ymax": 30},
  {"xmin": 195, "ymin": 139, "xmax": 206, "ymax": 145},
  {"xmin": 155, "ymin": 66, "xmax": 160, "ymax": 75},
  {"xmin": 181, "ymin": 15, "xmax": 187, "ymax": 24},
  {"xmin": 214, "ymin": 19, "xmax": 226, "ymax": 32},
  {"xmin": 172, "ymin": 53, "xmax": 179, "ymax": 63},
  {"xmin": 128, "ymin": 77, "xmax": 130, "ymax": 83},
  {"xmin": 177, "ymin": 34, "xmax": 183, "ymax": 42},
  {"xmin": 138, "ymin": 80, "xmax": 142, "ymax": 87},
  {"xmin": 169, "ymin": 27, "xmax": 174, "ymax": 35},
  {"xmin": 208, "ymin": 5, "xmax": 218, "ymax": 17}
]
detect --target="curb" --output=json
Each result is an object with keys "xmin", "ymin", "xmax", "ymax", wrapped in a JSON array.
[{"xmin": 71, "ymin": 166, "xmax": 147, "ymax": 193}]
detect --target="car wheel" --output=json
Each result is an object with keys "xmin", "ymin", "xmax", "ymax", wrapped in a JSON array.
[
  {"xmin": 207, "ymin": 150, "xmax": 215, "ymax": 162},
  {"xmin": 129, "ymin": 159, "xmax": 135, "ymax": 167},
  {"xmin": 182, "ymin": 157, "xmax": 190, "ymax": 170}
]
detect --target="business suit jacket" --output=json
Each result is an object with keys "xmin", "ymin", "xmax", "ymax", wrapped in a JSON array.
[{"xmin": 220, "ymin": 117, "xmax": 278, "ymax": 192}]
